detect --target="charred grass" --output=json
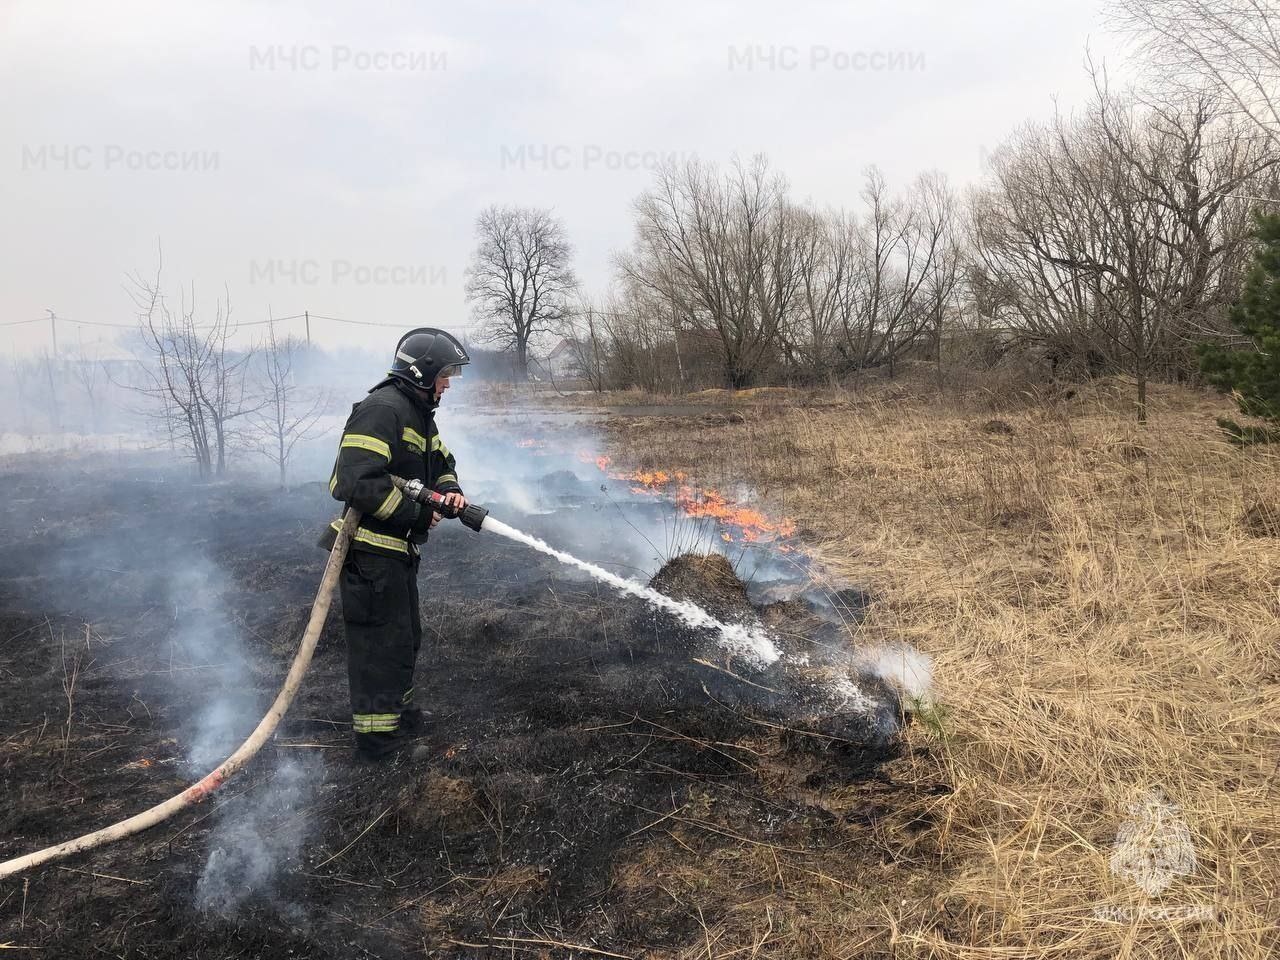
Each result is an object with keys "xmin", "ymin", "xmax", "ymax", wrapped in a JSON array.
[
  {"xmin": 600, "ymin": 376, "xmax": 1280, "ymax": 958},
  {"xmin": 0, "ymin": 464, "xmax": 933, "ymax": 958}
]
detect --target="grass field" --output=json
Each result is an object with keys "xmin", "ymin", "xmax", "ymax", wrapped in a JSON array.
[
  {"xmin": 596, "ymin": 375, "xmax": 1280, "ymax": 958},
  {"xmin": 3, "ymin": 376, "xmax": 1275, "ymax": 958}
]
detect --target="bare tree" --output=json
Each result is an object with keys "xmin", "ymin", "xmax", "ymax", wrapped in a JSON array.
[
  {"xmin": 598, "ymin": 283, "xmax": 681, "ymax": 392},
  {"xmin": 790, "ymin": 207, "xmax": 849, "ymax": 381},
  {"xmin": 126, "ymin": 262, "xmax": 258, "ymax": 478},
  {"xmin": 910, "ymin": 178, "xmax": 966, "ymax": 385},
  {"xmin": 834, "ymin": 168, "xmax": 959, "ymax": 376},
  {"xmin": 615, "ymin": 157, "xmax": 957, "ymax": 387},
  {"xmin": 250, "ymin": 321, "xmax": 327, "ymax": 488},
  {"xmin": 465, "ymin": 205, "xmax": 578, "ymax": 379},
  {"xmin": 970, "ymin": 85, "xmax": 1275, "ymax": 419},
  {"xmin": 556, "ymin": 298, "xmax": 608, "ymax": 391},
  {"xmin": 969, "ymin": 123, "xmax": 1113, "ymax": 372},
  {"xmin": 620, "ymin": 156, "xmax": 804, "ymax": 388},
  {"xmin": 1109, "ymin": 0, "xmax": 1280, "ymax": 149}
]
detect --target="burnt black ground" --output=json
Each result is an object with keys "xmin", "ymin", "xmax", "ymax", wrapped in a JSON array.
[{"xmin": 0, "ymin": 461, "xmax": 929, "ymax": 958}]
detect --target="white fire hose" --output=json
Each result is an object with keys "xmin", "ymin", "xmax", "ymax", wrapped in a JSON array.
[{"xmin": 0, "ymin": 506, "xmax": 359, "ymax": 881}]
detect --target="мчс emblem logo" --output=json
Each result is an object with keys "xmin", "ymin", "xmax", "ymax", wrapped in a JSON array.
[{"xmin": 1109, "ymin": 787, "xmax": 1196, "ymax": 896}]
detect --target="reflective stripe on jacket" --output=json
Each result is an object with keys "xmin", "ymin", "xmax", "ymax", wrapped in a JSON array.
[{"xmin": 323, "ymin": 381, "xmax": 462, "ymax": 558}]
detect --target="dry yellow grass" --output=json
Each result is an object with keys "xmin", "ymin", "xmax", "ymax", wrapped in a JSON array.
[{"xmin": 602, "ymin": 377, "xmax": 1280, "ymax": 958}]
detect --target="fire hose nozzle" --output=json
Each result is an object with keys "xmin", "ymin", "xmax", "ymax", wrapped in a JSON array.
[
  {"xmin": 456, "ymin": 502, "xmax": 489, "ymax": 532},
  {"xmin": 393, "ymin": 476, "xmax": 488, "ymax": 533}
]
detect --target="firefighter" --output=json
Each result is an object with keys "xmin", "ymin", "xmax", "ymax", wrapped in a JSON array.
[{"xmin": 324, "ymin": 327, "xmax": 469, "ymax": 763}]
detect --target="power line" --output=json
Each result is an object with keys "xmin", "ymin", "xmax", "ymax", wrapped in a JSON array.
[
  {"xmin": 3, "ymin": 311, "xmax": 318, "ymax": 332},
  {"xmin": 51, "ymin": 318, "xmax": 136, "ymax": 329},
  {"xmin": 308, "ymin": 313, "xmax": 491, "ymax": 334},
  {"xmin": 1, "ymin": 310, "xmax": 431, "ymax": 340},
  {"xmin": 306, "ymin": 313, "xmax": 416, "ymax": 329},
  {"xmin": 4, "ymin": 311, "xmax": 501, "ymax": 335}
]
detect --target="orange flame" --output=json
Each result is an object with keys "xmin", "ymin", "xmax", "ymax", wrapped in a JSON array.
[
  {"xmin": 587, "ymin": 457, "xmax": 798, "ymax": 550},
  {"xmin": 575, "ymin": 450, "xmax": 616, "ymax": 472}
]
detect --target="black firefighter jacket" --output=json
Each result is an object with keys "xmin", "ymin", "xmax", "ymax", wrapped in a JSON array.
[{"xmin": 324, "ymin": 380, "xmax": 463, "ymax": 559}]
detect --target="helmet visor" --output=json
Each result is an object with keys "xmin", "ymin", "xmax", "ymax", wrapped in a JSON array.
[{"xmin": 437, "ymin": 364, "xmax": 464, "ymax": 380}]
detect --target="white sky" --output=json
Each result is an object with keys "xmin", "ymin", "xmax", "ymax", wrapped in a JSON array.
[{"xmin": 0, "ymin": 0, "xmax": 1126, "ymax": 356}]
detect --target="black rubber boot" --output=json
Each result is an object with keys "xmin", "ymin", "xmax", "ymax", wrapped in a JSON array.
[
  {"xmin": 399, "ymin": 707, "xmax": 429, "ymax": 735},
  {"xmin": 353, "ymin": 735, "xmax": 432, "ymax": 767},
  {"xmin": 353, "ymin": 730, "xmax": 405, "ymax": 764}
]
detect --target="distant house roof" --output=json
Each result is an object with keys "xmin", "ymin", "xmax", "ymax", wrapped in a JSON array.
[{"xmin": 548, "ymin": 338, "xmax": 575, "ymax": 359}]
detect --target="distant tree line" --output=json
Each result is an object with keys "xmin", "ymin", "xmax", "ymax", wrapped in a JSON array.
[{"xmin": 462, "ymin": 4, "xmax": 1279, "ymax": 423}]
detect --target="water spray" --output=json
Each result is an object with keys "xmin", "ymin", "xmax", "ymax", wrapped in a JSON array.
[
  {"xmin": 392, "ymin": 476, "xmax": 781, "ymax": 667},
  {"xmin": 479, "ymin": 517, "xmax": 781, "ymax": 666}
]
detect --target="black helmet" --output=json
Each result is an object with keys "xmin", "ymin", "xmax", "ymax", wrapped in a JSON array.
[{"xmin": 389, "ymin": 327, "xmax": 470, "ymax": 389}]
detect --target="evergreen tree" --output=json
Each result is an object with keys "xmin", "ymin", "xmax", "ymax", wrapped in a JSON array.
[{"xmin": 1199, "ymin": 212, "xmax": 1280, "ymax": 444}]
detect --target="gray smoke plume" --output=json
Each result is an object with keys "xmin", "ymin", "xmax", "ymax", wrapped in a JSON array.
[
  {"xmin": 164, "ymin": 551, "xmax": 319, "ymax": 916},
  {"xmin": 39, "ymin": 499, "xmax": 320, "ymax": 916},
  {"xmin": 165, "ymin": 556, "xmax": 261, "ymax": 772},
  {"xmin": 195, "ymin": 754, "xmax": 318, "ymax": 917}
]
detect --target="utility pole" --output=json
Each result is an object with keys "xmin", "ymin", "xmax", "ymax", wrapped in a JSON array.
[
  {"xmin": 45, "ymin": 309, "xmax": 62, "ymax": 429},
  {"xmin": 304, "ymin": 310, "xmax": 311, "ymax": 346}
]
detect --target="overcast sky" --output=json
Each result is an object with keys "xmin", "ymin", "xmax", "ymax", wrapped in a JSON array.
[{"xmin": 0, "ymin": 0, "xmax": 1126, "ymax": 356}]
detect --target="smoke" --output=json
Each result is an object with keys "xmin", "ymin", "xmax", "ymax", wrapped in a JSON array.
[
  {"xmin": 164, "ymin": 557, "xmax": 262, "ymax": 772},
  {"xmin": 35, "ymin": 486, "xmax": 320, "ymax": 915},
  {"xmin": 157, "ymin": 545, "xmax": 320, "ymax": 914},
  {"xmin": 195, "ymin": 753, "xmax": 318, "ymax": 918},
  {"xmin": 425, "ymin": 406, "xmax": 799, "ymax": 586},
  {"xmin": 859, "ymin": 645, "xmax": 934, "ymax": 704}
]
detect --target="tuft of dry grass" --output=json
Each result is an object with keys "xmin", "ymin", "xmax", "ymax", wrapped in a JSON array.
[{"xmin": 601, "ymin": 376, "xmax": 1280, "ymax": 958}]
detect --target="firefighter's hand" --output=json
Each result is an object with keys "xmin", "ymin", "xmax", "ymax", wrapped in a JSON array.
[
  {"xmin": 441, "ymin": 492, "xmax": 468, "ymax": 512},
  {"xmin": 430, "ymin": 511, "xmax": 442, "ymax": 529}
]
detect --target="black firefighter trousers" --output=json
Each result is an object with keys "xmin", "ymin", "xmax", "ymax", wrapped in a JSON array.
[{"xmin": 339, "ymin": 548, "xmax": 422, "ymax": 757}]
